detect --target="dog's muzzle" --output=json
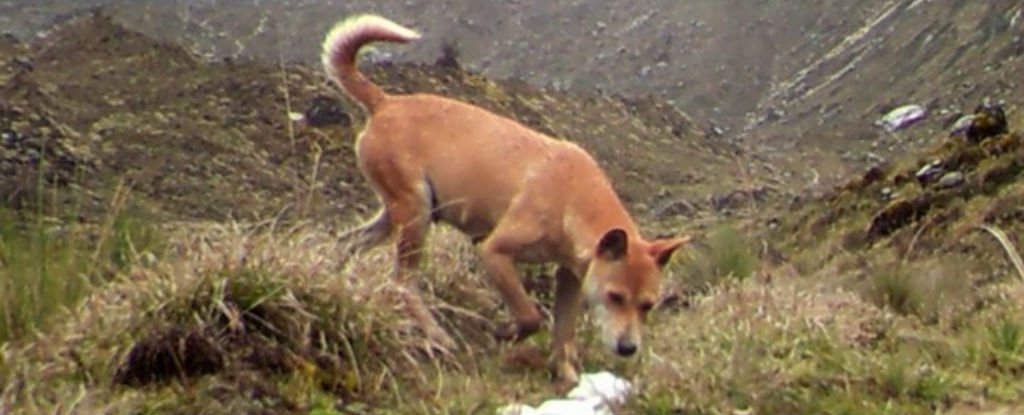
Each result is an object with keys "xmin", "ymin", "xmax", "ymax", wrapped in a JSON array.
[{"xmin": 615, "ymin": 339, "xmax": 638, "ymax": 357}]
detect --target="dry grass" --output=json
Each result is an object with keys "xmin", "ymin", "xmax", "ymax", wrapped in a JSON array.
[
  {"xmin": 630, "ymin": 274, "xmax": 1024, "ymax": 415},
  {"xmin": 978, "ymin": 224, "xmax": 1024, "ymax": 282},
  {"xmin": 0, "ymin": 221, "xmax": 532, "ymax": 414},
  {"xmin": 4, "ymin": 215, "xmax": 1024, "ymax": 415}
]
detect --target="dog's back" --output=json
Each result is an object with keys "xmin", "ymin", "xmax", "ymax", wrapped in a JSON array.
[{"xmin": 364, "ymin": 92, "xmax": 625, "ymax": 257}]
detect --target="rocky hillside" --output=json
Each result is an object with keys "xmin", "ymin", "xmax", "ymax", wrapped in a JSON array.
[
  {"xmin": 0, "ymin": 11, "xmax": 763, "ymax": 225},
  {"xmin": 4, "ymin": 0, "xmax": 1020, "ymax": 175}
]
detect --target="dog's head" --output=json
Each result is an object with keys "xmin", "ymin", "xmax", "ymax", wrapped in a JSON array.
[{"xmin": 583, "ymin": 228, "xmax": 688, "ymax": 357}]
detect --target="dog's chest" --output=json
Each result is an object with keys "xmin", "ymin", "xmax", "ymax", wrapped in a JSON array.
[{"xmin": 512, "ymin": 239, "xmax": 562, "ymax": 264}]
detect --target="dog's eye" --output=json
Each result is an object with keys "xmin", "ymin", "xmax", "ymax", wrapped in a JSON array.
[{"xmin": 607, "ymin": 291, "xmax": 626, "ymax": 306}]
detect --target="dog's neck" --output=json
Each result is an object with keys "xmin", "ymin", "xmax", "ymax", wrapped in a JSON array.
[{"xmin": 565, "ymin": 198, "xmax": 642, "ymax": 275}]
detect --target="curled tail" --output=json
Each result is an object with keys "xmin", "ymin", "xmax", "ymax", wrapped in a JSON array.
[{"xmin": 321, "ymin": 15, "xmax": 420, "ymax": 112}]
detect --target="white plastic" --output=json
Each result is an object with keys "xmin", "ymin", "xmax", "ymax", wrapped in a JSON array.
[{"xmin": 496, "ymin": 371, "xmax": 634, "ymax": 415}]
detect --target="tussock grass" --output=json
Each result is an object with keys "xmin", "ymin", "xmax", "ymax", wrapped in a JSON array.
[
  {"xmin": 630, "ymin": 275, "xmax": 1024, "ymax": 415},
  {"xmin": 678, "ymin": 225, "xmax": 758, "ymax": 294},
  {"xmin": 865, "ymin": 263, "xmax": 922, "ymax": 316},
  {"xmin": 0, "ymin": 202, "xmax": 160, "ymax": 343},
  {"xmin": 635, "ymin": 280, "xmax": 892, "ymax": 414},
  {"xmin": 0, "ymin": 221, "xmax": 553, "ymax": 414},
  {"xmin": 860, "ymin": 259, "xmax": 973, "ymax": 324}
]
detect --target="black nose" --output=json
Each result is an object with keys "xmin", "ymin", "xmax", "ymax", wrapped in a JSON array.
[{"xmin": 616, "ymin": 341, "xmax": 637, "ymax": 357}]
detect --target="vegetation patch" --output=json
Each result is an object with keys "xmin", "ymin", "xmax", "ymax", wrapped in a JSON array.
[
  {"xmin": 1, "ymin": 223, "xmax": 532, "ymax": 414},
  {"xmin": 0, "ymin": 197, "xmax": 160, "ymax": 343},
  {"xmin": 676, "ymin": 224, "xmax": 759, "ymax": 296}
]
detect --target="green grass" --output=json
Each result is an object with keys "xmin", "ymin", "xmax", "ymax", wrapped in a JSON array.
[
  {"xmin": 678, "ymin": 224, "xmax": 758, "ymax": 293},
  {"xmin": 0, "ymin": 205, "xmax": 160, "ymax": 343},
  {"xmin": 866, "ymin": 264, "xmax": 921, "ymax": 315},
  {"xmin": 629, "ymin": 275, "xmax": 1024, "ymax": 415},
  {"xmin": 858, "ymin": 258, "xmax": 976, "ymax": 326},
  {"xmin": 1, "ymin": 209, "xmax": 88, "ymax": 342}
]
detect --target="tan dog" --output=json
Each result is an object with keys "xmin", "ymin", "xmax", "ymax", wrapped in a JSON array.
[{"xmin": 322, "ymin": 14, "xmax": 689, "ymax": 384}]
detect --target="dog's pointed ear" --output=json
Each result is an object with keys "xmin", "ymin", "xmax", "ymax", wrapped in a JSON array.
[
  {"xmin": 596, "ymin": 228, "xmax": 629, "ymax": 261},
  {"xmin": 649, "ymin": 235, "xmax": 691, "ymax": 268}
]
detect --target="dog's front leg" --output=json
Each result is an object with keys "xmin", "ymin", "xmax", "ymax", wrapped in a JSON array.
[
  {"xmin": 479, "ymin": 238, "xmax": 543, "ymax": 342},
  {"xmin": 549, "ymin": 266, "xmax": 582, "ymax": 385}
]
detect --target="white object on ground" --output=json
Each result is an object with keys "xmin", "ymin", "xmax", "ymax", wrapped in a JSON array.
[
  {"xmin": 950, "ymin": 113, "xmax": 976, "ymax": 136},
  {"xmin": 567, "ymin": 371, "xmax": 633, "ymax": 404},
  {"xmin": 876, "ymin": 104, "xmax": 926, "ymax": 132},
  {"xmin": 496, "ymin": 371, "xmax": 634, "ymax": 415}
]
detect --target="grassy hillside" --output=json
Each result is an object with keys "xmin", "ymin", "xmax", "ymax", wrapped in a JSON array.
[{"xmin": 2, "ymin": 8, "xmax": 1024, "ymax": 415}]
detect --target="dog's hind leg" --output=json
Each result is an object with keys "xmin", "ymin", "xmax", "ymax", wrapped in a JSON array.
[
  {"xmin": 338, "ymin": 208, "xmax": 392, "ymax": 255},
  {"xmin": 357, "ymin": 137, "xmax": 454, "ymax": 351},
  {"xmin": 387, "ymin": 188, "xmax": 456, "ymax": 352}
]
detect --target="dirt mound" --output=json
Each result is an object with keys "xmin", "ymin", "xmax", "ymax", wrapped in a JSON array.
[
  {"xmin": 1, "ymin": 11, "xmax": 373, "ymax": 222},
  {"xmin": 114, "ymin": 324, "xmax": 226, "ymax": 386},
  {"xmin": 0, "ymin": 10, "xmax": 763, "ymax": 225},
  {"xmin": 111, "ymin": 276, "xmax": 386, "ymax": 407}
]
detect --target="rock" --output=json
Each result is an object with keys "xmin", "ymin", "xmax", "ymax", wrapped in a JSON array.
[
  {"xmin": 435, "ymin": 40, "xmax": 461, "ymax": 69},
  {"xmin": 24, "ymin": 148, "xmax": 39, "ymax": 163},
  {"xmin": 966, "ymin": 101, "xmax": 1008, "ymax": 143},
  {"xmin": 303, "ymin": 94, "xmax": 350, "ymax": 128},
  {"xmin": 709, "ymin": 186, "xmax": 771, "ymax": 212},
  {"xmin": 1, "ymin": 129, "xmax": 18, "ymax": 146},
  {"xmin": 936, "ymin": 171, "xmax": 964, "ymax": 188},
  {"xmin": 865, "ymin": 152, "xmax": 886, "ymax": 164},
  {"xmin": 12, "ymin": 55, "xmax": 32, "ymax": 71},
  {"xmin": 876, "ymin": 104, "xmax": 926, "ymax": 132},
  {"xmin": 949, "ymin": 113, "xmax": 975, "ymax": 136},
  {"xmin": 653, "ymin": 198, "xmax": 698, "ymax": 218},
  {"xmin": 914, "ymin": 159, "xmax": 943, "ymax": 184}
]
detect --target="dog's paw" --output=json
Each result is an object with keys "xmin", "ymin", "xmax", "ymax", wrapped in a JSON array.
[
  {"xmin": 549, "ymin": 358, "xmax": 580, "ymax": 391},
  {"xmin": 425, "ymin": 329, "xmax": 458, "ymax": 353},
  {"xmin": 413, "ymin": 338, "xmax": 457, "ymax": 361},
  {"xmin": 551, "ymin": 373, "xmax": 578, "ymax": 395},
  {"xmin": 493, "ymin": 322, "xmax": 520, "ymax": 342},
  {"xmin": 493, "ymin": 319, "xmax": 541, "ymax": 343},
  {"xmin": 501, "ymin": 343, "xmax": 546, "ymax": 371}
]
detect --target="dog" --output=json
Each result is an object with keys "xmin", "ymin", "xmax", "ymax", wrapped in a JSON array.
[{"xmin": 321, "ymin": 14, "xmax": 689, "ymax": 384}]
